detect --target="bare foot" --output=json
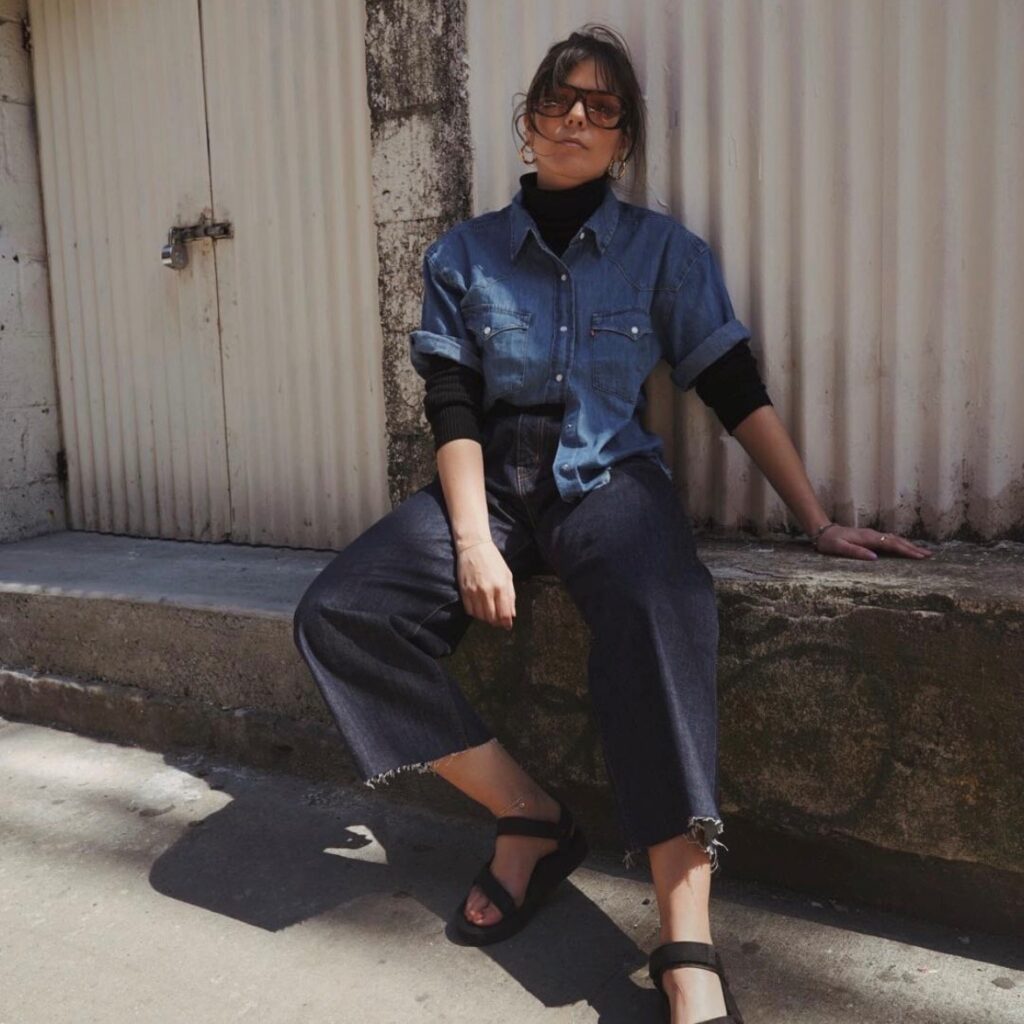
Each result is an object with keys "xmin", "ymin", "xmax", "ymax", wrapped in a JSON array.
[{"xmin": 462, "ymin": 791, "xmax": 562, "ymax": 926}]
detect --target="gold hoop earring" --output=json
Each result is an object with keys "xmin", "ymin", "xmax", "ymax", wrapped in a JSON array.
[
  {"xmin": 519, "ymin": 141, "xmax": 537, "ymax": 166},
  {"xmin": 607, "ymin": 157, "xmax": 627, "ymax": 180}
]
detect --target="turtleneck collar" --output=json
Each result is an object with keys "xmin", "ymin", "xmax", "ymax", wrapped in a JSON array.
[
  {"xmin": 520, "ymin": 171, "xmax": 606, "ymax": 219},
  {"xmin": 517, "ymin": 171, "xmax": 610, "ymax": 257}
]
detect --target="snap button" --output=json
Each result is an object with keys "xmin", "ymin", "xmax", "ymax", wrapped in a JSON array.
[
  {"xmin": 483, "ymin": 326, "xmax": 491, "ymax": 335},
  {"xmin": 559, "ymin": 325, "xmax": 567, "ymax": 332},
  {"xmin": 631, "ymin": 326, "xmax": 639, "ymax": 334},
  {"xmin": 555, "ymin": 373, "xmax": 563, "ymax": 382},
  {"xmin": 560, "ymin": 273, "xmax": 567, "ymax": 281},
  {"xmin": 578, "ymin": 232, "xmax": 585, "ymax": 240}
]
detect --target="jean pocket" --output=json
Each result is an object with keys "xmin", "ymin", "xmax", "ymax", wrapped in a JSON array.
[
  {"xmin": 464, "ymin": 306, "xmax": 533, "ymax": 394},
  {"xmin": 589, "ymin": 308, "xmax": 653, "ymax": 403}
]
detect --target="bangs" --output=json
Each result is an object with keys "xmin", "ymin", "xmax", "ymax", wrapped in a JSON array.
[{"xmin": 548, "ymin": 46, "xmax": 624, "ymax": 96}]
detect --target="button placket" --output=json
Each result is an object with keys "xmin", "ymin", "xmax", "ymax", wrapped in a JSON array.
[{"xmin": 553, "ymin": 266, "xmax": 572, "ymax": 397}]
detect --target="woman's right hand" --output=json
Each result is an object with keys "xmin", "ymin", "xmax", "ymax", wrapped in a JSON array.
[{"xmin": 456, "ymin": 539, "xmax": 516, "ymax": 630}]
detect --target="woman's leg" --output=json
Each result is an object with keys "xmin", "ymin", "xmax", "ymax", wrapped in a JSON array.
[
  {"xmin": 429, "ymin": 738, "xmax": 563, "ymax": 926},
  {"xmin": 292, "ymin": 469, "xmax": 561, "ymax": 926},
  {"xmin": 534, "ymin": 455, "xmax": 728, "ymax": 1022},
  {"xmin": 292, "ymin": 477, "xmax": 497, "ymax": 783},
  {"xmin": 648, "ymin": 837, "xmax": 728, "ymax": 1023}
]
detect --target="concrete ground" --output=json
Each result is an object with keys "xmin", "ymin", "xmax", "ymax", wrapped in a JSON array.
[{"xmin": 1, "ymin": 716, "xmax": 1020, "ymax": 1024}]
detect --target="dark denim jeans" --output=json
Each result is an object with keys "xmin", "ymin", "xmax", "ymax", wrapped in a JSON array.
[{"xmin": 292, "ymin": 403, "xmax": 728, "ymax": 872}]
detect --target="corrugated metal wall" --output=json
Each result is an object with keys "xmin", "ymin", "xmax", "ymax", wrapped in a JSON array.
[
  {"xmin": 467, "ymin": 0, "xmax": 1024, "ymax": 539},
  {"xmin": 29, "ymin": 0, "xmax": 389, "ymax": 548}
]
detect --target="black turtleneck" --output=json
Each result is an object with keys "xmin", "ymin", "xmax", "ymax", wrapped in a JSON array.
[
  {"xmin": 419, "ymin": 173, "xmax": 772, "ymax": 451},
  {"xmin": 519, "ymin": 170, "xmax": 609, "ymax": 255}
]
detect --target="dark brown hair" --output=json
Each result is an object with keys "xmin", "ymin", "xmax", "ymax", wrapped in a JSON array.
[{"xmin": 512, "ymin": 23, "xmax": 648, "ymax": 197}]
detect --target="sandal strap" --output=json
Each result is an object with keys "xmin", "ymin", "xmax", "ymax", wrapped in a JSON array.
[
  {"xmin": 495, "ymin": 795, "xmax": 574, "ymax": 850},
  {"xmin": 472, "ymin": 862, "xmax": 517, "ymax": 920},
  {"xmin": 650, "ymin": 942, "xmax": 744, "ymax": 1023},
  {"xmin": 648, "ymin": 940, "xmax": 719, "ymax": 988}
]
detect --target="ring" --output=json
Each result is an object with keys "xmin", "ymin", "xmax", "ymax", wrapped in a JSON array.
[{"xmin": 879, "ymin": 535, "xmax": 887, "ymax": 542}]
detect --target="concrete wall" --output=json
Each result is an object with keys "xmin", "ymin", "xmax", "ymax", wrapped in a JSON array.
[
  {"xmin": 1, "ymin": 530, "xmax": 1021, "ymax": 936},
  {"xmin": 0, "ymin": 0, "xmax": 64, "ymax": 542}
]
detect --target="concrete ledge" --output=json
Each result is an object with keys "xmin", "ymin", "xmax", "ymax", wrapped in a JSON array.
[{"xmin": 0, "ymin": 529, "xmax": 1021, "ymax": 937}]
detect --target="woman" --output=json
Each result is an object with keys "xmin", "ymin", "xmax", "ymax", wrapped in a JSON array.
[{"xmin": 294, "ymin": 24, "xmax": 932, "ymax": 1024}]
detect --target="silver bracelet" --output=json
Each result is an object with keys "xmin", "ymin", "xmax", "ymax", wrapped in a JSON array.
[
  {"xmin": 456, "ymin": 539, "xmax": 491, "ymax": 555},
  {"xmin": 811, "ymin": 521, "xmax": 837, "ymax": 548}
]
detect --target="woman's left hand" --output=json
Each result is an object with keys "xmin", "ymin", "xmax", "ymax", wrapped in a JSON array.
[{"xmin": 813, "ymin": 523, "xmax": 934, "ymax": 561}]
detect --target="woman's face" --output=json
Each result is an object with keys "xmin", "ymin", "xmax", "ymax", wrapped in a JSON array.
[{"xmin": 524, "ymin": 57, "xmax": 628, "ymax": 190}]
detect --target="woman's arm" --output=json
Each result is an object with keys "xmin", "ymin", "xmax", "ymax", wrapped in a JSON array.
[
  {"xmin": 436, "ymin": 438, "xmax": 517, "ymax": 630},
  {"xmin": 436, "ymin": 438, "xmax": 491, "ymax": 552},
  {"xmin": 730, "ymin": 406, "xmax": 829, "ymax": 537},
  {"xmin": 731, "ymin": 405, "xmax": 933, "ymax": 561}
]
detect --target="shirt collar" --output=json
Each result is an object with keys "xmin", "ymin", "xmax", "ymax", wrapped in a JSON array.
[{"xmin": 509, "ymin": 177, "xmax": 622, "ymax": 262}]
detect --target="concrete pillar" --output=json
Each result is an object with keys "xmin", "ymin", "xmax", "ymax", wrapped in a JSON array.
[
  {"xmin": 364, "ymin": 0, "xmax": 472, "ymax": 506},
  {"xmin": 0, "ymin": 0, "xmax": 65, "ymax": 542}
]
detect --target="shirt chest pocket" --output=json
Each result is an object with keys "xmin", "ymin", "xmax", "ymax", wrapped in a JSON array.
[
  {"xmin": 589, "ymin": 309, "xmax": 655, "ymax": 403},
  {"xmin": 464, "ymin": 306, "xmax": 533, "ymax": 392}
]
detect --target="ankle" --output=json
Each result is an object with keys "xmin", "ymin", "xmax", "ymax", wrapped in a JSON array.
[
  {"xmin": 520, "ymin": 787, "xmax": 561, "ymax": 820},
  {"xmin": 658, "ymin": 924, "xmax": 713, "ymax": 946},
  {"xmin": 493, "ymin": 786, "xmax": 559, "ymax": 821}
]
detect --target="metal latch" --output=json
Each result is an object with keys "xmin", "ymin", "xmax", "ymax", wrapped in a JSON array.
[{"xmin": 161, "ymin": 213, "xmax": 233, "ymax": 270}]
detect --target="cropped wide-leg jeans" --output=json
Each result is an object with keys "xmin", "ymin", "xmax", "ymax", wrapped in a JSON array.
[{"xmin": 292, "ymin": 403, "xmax": 728, "ymax": 871}]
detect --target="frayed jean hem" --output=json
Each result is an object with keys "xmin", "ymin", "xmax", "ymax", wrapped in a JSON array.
[{"xmin": 621, "ymin": 815, "xmax": 729, "ymax": 873}]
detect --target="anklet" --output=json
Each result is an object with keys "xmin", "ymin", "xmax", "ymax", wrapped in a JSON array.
[{"xmin": 496, "ymin": 793, "xmax": 531, "ymax": 817}]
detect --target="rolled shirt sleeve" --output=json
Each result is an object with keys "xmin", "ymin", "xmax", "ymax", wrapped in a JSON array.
[
  {"xmin": 663, "ymin": 243, "xmax": 753, "ymax": 393},
  {"xmin": 409, "ymin": 246, "xmax": 483, "ymax": 379}
]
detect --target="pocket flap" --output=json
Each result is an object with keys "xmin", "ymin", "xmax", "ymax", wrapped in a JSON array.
[
  {"xmin": 590, "ymin": 309, "xmax": 654, "ymax": 339},
  {"xmin": 464, "ymin": 307, "xmax": 533, "ymax": 338}
]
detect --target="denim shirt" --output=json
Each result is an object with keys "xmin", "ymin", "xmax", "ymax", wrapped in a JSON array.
[{"xmin": 409, "ymin": 181, "xmax": 752, "ymax": 502}]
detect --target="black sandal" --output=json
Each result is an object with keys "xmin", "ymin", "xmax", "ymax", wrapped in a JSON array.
[
  {"xmin": 648, "ymin": 940, "xmax": 745, "ymax": 1024},
  {"xmin": 451, "ymin": 793, "xmax": 588, "ymax": 946}
]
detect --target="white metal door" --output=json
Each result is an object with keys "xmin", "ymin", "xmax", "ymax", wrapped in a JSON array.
[
  {"xmin": 30, "ymin": 0, "xmax": 389, "ymax": 548},
  {"xmin": 201, "ymin": 0, "xmax": 389, "ymax": 549},
  {"xmin": 30, "ymin": 0, "xmax": 229, "ymax": 540}
]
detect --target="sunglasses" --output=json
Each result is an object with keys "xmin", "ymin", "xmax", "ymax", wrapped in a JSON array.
[{"xmin": 532, "ymin": 83, "xmax": 629, "ymax": 130}]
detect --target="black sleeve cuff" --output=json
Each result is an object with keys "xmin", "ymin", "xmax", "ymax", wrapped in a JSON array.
[{"xmin": 421, "ymin": 356, "xmax": 485, "ymax": 451}]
